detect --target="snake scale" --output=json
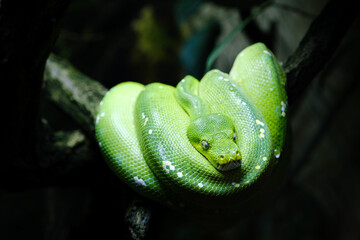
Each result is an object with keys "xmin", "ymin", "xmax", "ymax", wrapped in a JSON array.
[{"xmin": 95, "ymin": 43, "xmax": 288, "ymax": 212}]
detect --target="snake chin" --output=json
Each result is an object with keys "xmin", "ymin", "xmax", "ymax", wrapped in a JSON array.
[{"xmin": 216, "ymin": 159, "xmax": 241, "ymax": 171}]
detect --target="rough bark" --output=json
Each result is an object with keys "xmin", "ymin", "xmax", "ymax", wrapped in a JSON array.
[{"xmin": 43, "ymin": 54, "xmax": 107, "ymax": 136}]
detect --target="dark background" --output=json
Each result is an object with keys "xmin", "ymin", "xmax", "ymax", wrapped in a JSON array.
[{"xmin": 1, "ymin": 0, "xmax": 360, "ymax": 239}]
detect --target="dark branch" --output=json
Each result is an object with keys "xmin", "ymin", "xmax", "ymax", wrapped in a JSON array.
[
  {"xmin": 284, "ymin": 0, "xmax": 359, "ymax": 106},
  {"xmin": 43, "ymin": 54, "xmax": 108, "ymax": 136}
]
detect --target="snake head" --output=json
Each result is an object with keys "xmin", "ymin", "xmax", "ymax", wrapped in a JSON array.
[{"xmin": 187, "ymin": 113, "xmax": 242, "ymax": 171}]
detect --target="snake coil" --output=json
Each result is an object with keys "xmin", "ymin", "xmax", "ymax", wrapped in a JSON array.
[{"xmin": 95, "ymin": 43, "xmax": 288, "ymax": 212}]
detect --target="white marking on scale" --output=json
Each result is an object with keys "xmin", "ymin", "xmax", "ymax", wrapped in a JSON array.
[
  {"xmin": 264, "ymin": 50, "xmax": 272, "ymax": 56},
  {"xmin": 134, "ymin": 176, "xmax": 147, "ymax": 186}
]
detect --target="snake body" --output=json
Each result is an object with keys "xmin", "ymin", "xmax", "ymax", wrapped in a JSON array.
[{"xmin": 95, "ymin": 43, "xmax": 288, "ymax": 211}]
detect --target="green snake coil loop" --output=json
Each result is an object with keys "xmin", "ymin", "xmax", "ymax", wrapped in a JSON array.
[{"xmin": 95, "ymin": 43, "xmax": 288, "ymax": 211}]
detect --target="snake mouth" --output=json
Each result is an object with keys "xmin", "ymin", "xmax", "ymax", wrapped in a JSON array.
[{"xmin": 216, "ymin": 159, "xmax": 241, "ymax": 171}]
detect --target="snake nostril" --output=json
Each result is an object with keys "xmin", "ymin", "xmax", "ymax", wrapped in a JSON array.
[
  {"xmin": 219, "ymin": 154, "xmax": 225, "ymax": 160},
  {"xmin": 235, "ymin": 150, "xmax": 241, "ymax": 159}
]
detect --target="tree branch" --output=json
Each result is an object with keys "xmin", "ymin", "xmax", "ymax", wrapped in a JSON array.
[
  {"xmin": 284, "ymin": 0, "xmax": 359, "ymax": 106},
  {"xmin": 43, "ymin": 54, "xmax": 108, "ymax": 136}
]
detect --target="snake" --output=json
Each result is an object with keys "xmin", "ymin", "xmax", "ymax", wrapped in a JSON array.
[{"xmin": 95, "ymin": 43, "xmax": 288, "ymax": 212}]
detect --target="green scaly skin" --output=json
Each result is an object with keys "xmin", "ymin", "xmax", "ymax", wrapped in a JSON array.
[{"xmin": 95, "ymin": 43, "xmax": 288, "ymax": 211}]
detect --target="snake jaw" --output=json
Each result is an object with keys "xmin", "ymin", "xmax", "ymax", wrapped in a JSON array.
[
  {"xmin": 214, "ymin": 149, "xmax": 242, "ymax": 171},
  {"xmin": 216, "ymin": 159, "xmax": 241, "ymax": 171}
]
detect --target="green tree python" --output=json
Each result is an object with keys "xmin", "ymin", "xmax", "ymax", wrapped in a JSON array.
[{"xmin": 95, "ymin": 43, "xmax": 288, "ymax": 213}]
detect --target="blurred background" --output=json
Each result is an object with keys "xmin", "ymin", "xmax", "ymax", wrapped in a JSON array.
[{"xmin": 1, "ymin": 0, "xmax": 360, "ymax": 239}]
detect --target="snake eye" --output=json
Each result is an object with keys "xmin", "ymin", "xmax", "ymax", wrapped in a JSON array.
[
  {"xmin": 201, "ymin": 140, "xmax": 209, "ymax": 150},
  {"xmin": 233, "ymin": 132, "xmax": 237, "ymax": 141}
]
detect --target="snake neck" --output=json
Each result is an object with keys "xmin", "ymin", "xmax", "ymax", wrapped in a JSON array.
[{"xmin": 175, "ymin": 75, "xmax": 209, "ymax": 120}]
